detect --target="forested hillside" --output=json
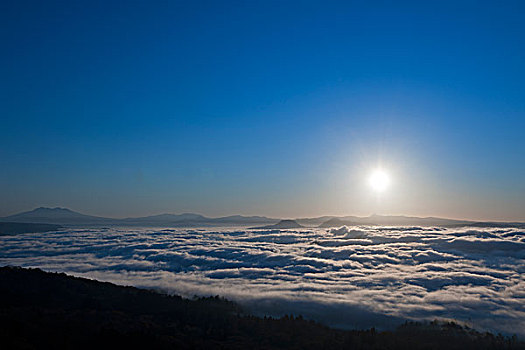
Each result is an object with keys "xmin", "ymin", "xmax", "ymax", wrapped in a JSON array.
[{"xmin": 0, "ymin": 266, "xmax": 522, "ymax": 349}]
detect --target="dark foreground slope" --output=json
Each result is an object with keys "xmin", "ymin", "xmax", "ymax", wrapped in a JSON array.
[
  {"xmin": 0, "ymin": 267, "xmax": 522, "ymax": 350},
  {"xmin": 0, "ymin": 222, "xmax": 61, "ymax": 235}
]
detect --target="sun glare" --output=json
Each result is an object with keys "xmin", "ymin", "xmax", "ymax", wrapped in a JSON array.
[{"xmin": 369, "ymin": 169, "xmax": 390, "ymax": 192}]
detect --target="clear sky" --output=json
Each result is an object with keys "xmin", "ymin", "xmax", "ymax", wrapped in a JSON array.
[{"xmin": 1, "ymin": 1, "xmax": 524, "ymax": 220}]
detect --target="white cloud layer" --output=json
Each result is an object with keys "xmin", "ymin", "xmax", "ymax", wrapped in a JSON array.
[{"xmin": 0, "ymin": 226, "xmax": 524, "ymax": 336}]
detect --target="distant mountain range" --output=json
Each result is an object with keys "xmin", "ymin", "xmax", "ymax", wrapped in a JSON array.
[
  {"xmin": 251, "ymin": 219, "xmax": 305, "ymax": 230},
  {"xmin": 1, "ymin": 207, "xmax": 523, "ymax": 228},
  {"xmin": 317, "ymin": 215, "xmax": 473, "ymax": 227},
  {"xmin": 2, "ymin": 207, "xmax": 109, "ymax": 224},
  {"xmin": 0, "ymin": 207, "xmax": 280, "ymax": 227}
]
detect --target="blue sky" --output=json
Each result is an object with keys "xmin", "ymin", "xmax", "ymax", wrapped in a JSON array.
[{"xmin": 1, "ymin": 1, "xmax": 524, "ymax": 220}]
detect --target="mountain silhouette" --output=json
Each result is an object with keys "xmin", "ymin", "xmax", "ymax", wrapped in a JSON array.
[
  {"xmin": 320, "ymin": 215, "xmax": 476, "ymax": 227},
  {"xmin": 1, "ymin": 207, "xmax": 109, "ymax": 224},
  {"xmin": 2, "ymin": 207, "xmax": 523, "ymax": 229},
  {"xmin": 0, "ymin": 207, "xmax": 279, "ymax": 227},
  {"xmin": 252, "ymin": 219, "xmax": 304, "ymax": 229}
]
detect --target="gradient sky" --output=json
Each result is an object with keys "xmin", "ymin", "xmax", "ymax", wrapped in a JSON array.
[{"xmin": 1, "ymin": 1, "xmax": 524, "ymax": 220}]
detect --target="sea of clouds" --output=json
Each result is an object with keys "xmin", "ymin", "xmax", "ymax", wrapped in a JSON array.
[{"xmin": 0, "ymin": 225, "xmax": 524, "ymax": 336}]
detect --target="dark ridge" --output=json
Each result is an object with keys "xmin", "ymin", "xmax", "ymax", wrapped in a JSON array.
[
  {"xmin": 0, "ymin": 266, "xmax": 523, "ymax": 350},
  {"xmin": 251, "ymin": 219, "xmax": 304, "ymax": 230},
  {"xmin": 318, "ymin": 217, "xmax": 360, "ymax": 228},
  {"xmin": 0, "ymin": 222, "xmax": 62, "ymax": 235}
]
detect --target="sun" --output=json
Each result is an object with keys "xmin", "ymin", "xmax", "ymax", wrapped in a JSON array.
[{"xmin": 369, "ymin": 169, "xmax": 390, "ymax": 192}]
